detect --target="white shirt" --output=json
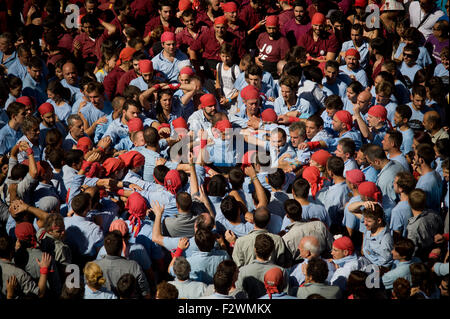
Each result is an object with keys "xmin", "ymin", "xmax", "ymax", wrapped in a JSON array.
[{"xmin": 409, "ymin": 1, "xmax": 445, "ymax": 40}]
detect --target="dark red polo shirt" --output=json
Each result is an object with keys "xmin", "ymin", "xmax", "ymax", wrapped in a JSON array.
[
  {"xmin": 227, "ymin": 20, "xmax": 247, "ymax": 41},
  {"xmin": 73, "ymin": 30, "xmax": 109, "ymax": 63},
  {"xmin": 298, "ymin": 29, "xmax": 339, "ymax": 58},
  {"xmin": 131, "ymin": 0, "xmax": 156, "ymax": 19},
  {"xmin": 190, "ymin": 27, "xmax": 245, "ymax": 61},
  {"xmin": 176, "ymin": 25, "xmax": 209, "ymax": 51},
  {"xmin": 144, "ymin": 16, "xmax": 178, "ymax": 37},
  {"xmin": 256, "ymin": 32, "xmax": 290, "ymax": 63},
  {"xmin": 238, "ymin": 4, "xmax": 264, "ymax": 30},
  {"xmin": 196, "ymin": 11, "xmax": 214, "ymax": 28},
  {"xmin": 103, "ymin": 66, "xmax": 125, "ymax": 101},
  {"xmin": 116, "ymin": 69, "xmax": 138, "ymax": 96},
  {"xmin": 278, "ymin": 9, "xmax": 294, "ymax": 28},
  {"xmin": 57, "ymin": 33, "xmax": 74, "ymax": 53}
]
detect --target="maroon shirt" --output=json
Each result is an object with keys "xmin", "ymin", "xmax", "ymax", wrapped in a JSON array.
[
  {"xmin": 298, "ymin": 29, "xmax": 339, "ymax": 57},
  {"xmin": 103, "ymin": 66, "xmax": 126, "ymax": 101},
  {"xmin": 256, "ymin": 32, "xmax": 290, "ymax": 63},
  {"xmin": 116, "ymin": 69, "xmax": 138, "ymax": 96},
  {"xmin": 73, "ymin": 30, "xmax": 109, "ymax": 63},
  {"xmin": 196, "ymin": 11, "xmax": 214, "ymax": 28},
  {"xmin": 57, "ymin": 33, "xmax": 74, "ymax": 53},
  {"xmin": 190, "ymin": 27, "xmax": 245, "ymax": 61},
  {"xmin": 176, "ymin": 25, "xmax": 209, "ymax": 50},
  {"xmin": 144, "ymin": 16, "xmax": 178, "ymax": 37},
  {"xmin": 238, "ymin": 3, "xmax": 264, "ymax": 30},
  {"xmin": 278, "ymin": 9, "xmax": 294, "ymax": 28},
  {"xmin": 227, "ymin": 20, "xmax": 247, "ymax": 41},
  {"xmin": 131, "ymin": 0, "xmax": 156, "ymax": 19}
]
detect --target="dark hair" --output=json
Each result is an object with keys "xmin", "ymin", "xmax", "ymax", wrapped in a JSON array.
[
  {"xmin": 403, "ymin": 44, "xmax": 420, "ymax": 58},
  {"xmin": 104, "ymin": 231, "xmax": 123, "ymax": 256},
  {"xmin": 254, "ymin": 207, "xmax": 271, "ymax": 229},
  {"xmin": 64, "ymin": 149, "xmax": 84, "ymax": 167},
  {"xmin": 47, "ymin": 80, "xmax": 71, "ymax": 102},
  {"xmin": 71, "ymin": 193, "xmax": 91, "ymax": 216},
  {"xmin": 416, "ymin": 143, "xmax": 435, "ymax": 166},
  {"xmin": 346, "ymin": 270, "xmax": 370, "ymax": 299},
  {"xmin": 22, "ymin": 115, "xmax": 40, "ymax": 134},
  {"xmin": 395, "ymin": 172, "xmax": 416, "ymax": 194},
  {"xmin": 362, "ymin": 204, "xmax": 385, "ymax": 225},
  {"xmin": 229, "ymin": 167, "xmax": 245, "ymax": 190},
  {"xmin": 338, "ymin": 138, "xmax": 356, "ymax": 157},
  {"xmin": 284, "ymin": 199, "xmax": 302, "ymax": 221},
  {"xmin": 7, "ymin": 76, "xmax": 22, "ymax": 90},
  {"xmin": 143, "ymin": 126, "xmax": 160, "ymax": 147},
  {"xmin": 410, "ymin": 263, "xmax": 434, "ymax": 297},
  {"xmin": 386, "ymin": 129, "xmax": 403, "ymax": 149},
  {"xmin": 156, "ymin": 281, "xmax": 178, "ymax": 299},
  {"xmin": 6, "ymin": 101, "xmax": 26, "ymax": 120},
  {"xmin": 393, "ymin": 277, "xmax": 411, "ymax": 300},
  {"xmin": 327, "ymin": 156, "xmax": 344, "ymax": 177},
  {"xmin": 28, "ymin": 56, "xmax": 42, "ymax": 69},
  {"xmin": 255, "ymin": 233, "xmax": 275, "ymax": 260},
  {"xmin": 306, "ymin": 257, "xmax": 329, "ymax": 283},
  {"xmin": 395, "ymin": 104, "xmax": 412, "ymax": 121},
  {"xmin": 117, "ymin": 274, "xmax": 137, "ymax": 299},
  {"xmin": 267, "ymin": 168, "xmax": 285, "ymax": 190},
  {"xmin": 153, "ymin": 165, "xmax": 170, "ymax": 184},
  {"xmin": 307, "ymin": 114, "xmax": 324, "ymax": 128},
  {"xmin": 411, "ymin": 85, "xmax": 426, "ymax": 97},
  {"xmin": 10, "ymin": 163, "xmax": 28, "ymax": 180},
  {"xmin": 435, "ymin": 138, "xmax": 449, "ymax": 158},
  {"xmin": 44, "ymin": 128, "xmax": 63, "ymax": 160},
  {"xmin": 347, "ymin": 80, "xmax": 364, "ymax": 95},
  {"xmin": 245, "ymin": 63, "xmax": 263, "ymax": 79},
  {"xmin": 0, "ymin": 234, "xmax": 13, "ymax": 259},
  {"xmin": 324, "ymin": 95, "xmax": 343, "ymax": 110},
  {"xmin": 214, "ymin": 260, "xmax": 237, "ymax": 295},
  {"xmin": 176, "ymin": 192, "xmax": 192, "ymax": 212},
  {"xmin": 207, "ymin": 175, "xmax": 228, "ymax": 197},
  {"xmin": 292, "ymin": 178, "xmax": 309, "ymax": 199},
  {"xmin": 220, "ymin": 196, "xmax": 240, "ymax": 222},
  {"xmin": 325, "ymin": 60, "xmax": 340, "ymax": 70},
  {"xmin": 194, "ymin": 228, "xmax": 216, "ymax": 252},
  {"xmin": 394, "ymin": 238, "xmax": 415, "ymax": 260},
  {"xmin": 408, "ymin": 189, "xmax": 427, "ymax": 211},
  {"xmin": 365, "ymin": 145, "xmax": 387, "ymax": 161},
  {"xmin": 413, "ymin": 130, "xmax": 433, "ymax": 146}
]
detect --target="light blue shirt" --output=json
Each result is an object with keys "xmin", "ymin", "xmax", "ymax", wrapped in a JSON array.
[
  {"xmin": 7, "ymin": 59, "xmax": 27, "ymax": 80},
  {"xmin": 416, "ymin": 170, "xmax": 443, "ymax": 213},
  {"xmin": 434, "ymin": 63, "xmax": 449, "ymax": 78},
  {"xmin": 39, "ymin": 121, "xmax": 67, "ymax": 147},
  {"xmin": 407, "ymin": 102, "xmax": 431, "ymax": 122},
  {"xmin": 151, "ymin": 49, "xmax": 189, "ymax": 83},
  {"xmin": 125, "ymin": 217, "xmax": 163, "ymax": 261},
  {"xmin": 0, "ymin": 123, "xmax": 22, "ymax": 155},
  {"xmin": 394, "ymin": 80, "xmax": 411, "ymax": 105},
  {"xmin": 60, "ymin": 79, "xmax": 83, "ymax": 104},
  {"xmin": 22, "ymin": 73, "xmax": 48, "ymax": 106},
  {"xmin": 273, "ymin": 96, "xmax": 315, "ymax": 118},
  {"xmin": 138, "ymin": 188, "xmax": 178, "ymax": 219},
  {"xmin": 64, "ymin": 214, "xmax": 104, "ymax": 257},
  {"xmin": 343, "ymin": 195, "xmax": 362, "ymax": 231},
  {"xmin": 178, "ymin": 250, "xmax": 230, "ymax": 285},
  {"xmin": 135, "ymin": 146, "xmax": 162, "ymax": 183},
  {"xmin": 376, "ymin": 160, "xmax": 405, "ymax": 203},
  {"xmin": 398, "ymin": 128, "xmax": 414, "ymax": 155},
  {"xmin": 83, "ymin": 285, "xmax": 117, "ymax": 299},
  {"xmin": 344, "ymin": 159, "xmax": 359, "ymax": 177},
  {"xmin": 325, "ymin": 129, "xmax": 363, "ymax": 153},
  {"xmin": 129, "ymin": 76, "xmax": 148, "ymax": 91},
  {"xmin": 389, "ymin": 201, "xmax": 412, "ymax": 237},
  {"xmin": 47, "ymin": 99, "xmax": 72, "ymax": 124},
  {"xmin": 399, "ymin": 62, "xmax": 422, "ymax": 87},
  {"xmin": 339, "ymin": 65, "xmax": 369, "ymax": 88},
  {"xmin": 394, "ymin": 43, "xmax": 432, "ymax": 68},
  {"xmin": 103, "ymin": 118, "xmax": 130, "ymax": 146},
  {"xmin": 321, "ymin": 78, "xmax": 348, "ymax": 99},
  {"xmin": 16, "ymin": 135, "xmax": 42, "ymax": 163},
  {"xmin": 361, "ymin": 165, "xmax": 378, "ymax": 183},
  {"xmin": 316, "ymin": 181, "xmax": 350, "ymax": 226},
  {"xmin": 341, "ymin": 40, "xmax": 369, "ymax": 69},
  {"xmin": 382, "ymin": 260, "xmax": 413, "ymax": 289},
  {"xmin": 388, "ymin": 153, "xmax": 410, "ymax": 172},
  {"xmin": 0, "ymin": 50, "xmax": 18, "ymax": 68},
  {"xmin": 80, "ymin": 101, "xmax": 113, "ymax": 127},
  {"xmin": 362, "ymin": 226, "xmax": 393, "ymax": 268},
  {"xmin": 300, "ymin": 202, "xmax": 332, "ymax": 227}
]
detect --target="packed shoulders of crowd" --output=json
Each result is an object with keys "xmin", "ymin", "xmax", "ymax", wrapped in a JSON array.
[{"xmin": 0, "ymin": 0, "xmax": 448, "ymax": 300}]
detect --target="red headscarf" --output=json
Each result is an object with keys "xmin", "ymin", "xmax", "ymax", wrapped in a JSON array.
[
  {"xmin": 261, "ymin": 108, "xmax": 278, "ymax": 123},
  {"xmin": 214, "ymin": 16, "xmax": 228, "ymax": 25},
  {"xmin": 241, "ymin": 150, "xmax": 257, "ymax": 170},
  {"xmin": 85, "ymin": 162, "xmax": 104, "ymax": 178},
  {"xmin": 109, "ymin": 219, "xmax": 129, "ymax": 256},
  {"xmin": 178, "ymin": 0, "xmax": 192, "ymax": 11},
  {"xmin": 172, "ymin": 117, "xmax": 188, "ymax": 130},
  {"xmin": 200, "ymin": 94, "xmax": 216, "ymax": 109},
  {"xmin": 117, "ymin": 47, "xmax": 136, "ymax": 66},
  {"xmin": 38, "ymin": 102, "xmax": 54, "ymax": 116},
  {"xmin": 164, "ymin": 169, "xmax": 182, "ymax": 195},
  {"xmin": 139, "ymin": 59, "xmax": 153, "ymax": 74},
  {"xmin": 266, "ymin": 15, "xmax": 279, "ymax": 27},
  {"xmin": 335, "ymin": 110, "xmax": 353, "ymax": 131},
  {"xmin": 333, "ymin": 236, "xmax": 354, "ymax": 255},
  {"xmin": 36, "ymin": 161, "xmax": 52, "ymax": 180},
  {"xmin": 214, "ymin": 119, "xmax": 232, "ymax": 133},
  {"xmin": 119, "ymin": 151, "xmax": 145, "ymax": 169},
  {"xmin": 302, "ymin": 166, "xmax": 324, "ymax": 199},
  {"xmin": 345, "ymin": 48, "xmax": 361, "ymax": 60},
  {"xmin": 311, "ymin": 149, "xmax": 332, "ymax": 167},
  {"xmin": 311, "ymin": 13, "xmax": 326, "ymax": 25},
  {"xmin": 221, "ymin": 1, "xmax": 237, "ymax": 12},
  {"xmin": 15, "ymin": 222, "xmax": 37, "ymax": 247},
  {"xmin": 77, "ymin": 136, "xmax": 93, "ymax": 154},
  {"xmin": 161, "ymin": 31, "xmax": 176, "ymax": 43},
  {"xmin": 240, "ymin": 85, "xmax": 259, "ymax": 100},
  {"xmin": 16, "ymin": 96, "xmax": 33, "ymax": 107},
  {"xmin": 264, "ymin": 267, "xmax": 284, "ymax": 299},
  {"xmin": 127, "ymin": 118, "xmax": 144, "ymax": 132},
  {"xmin": 179, "ymin": 66, "xmax": 195, "ymax": 76},
  {"xmin": 102, "ymin": 158, "xmax": 125, "ymax": 177},
  {"xmin": 368, "ymin": 105, "xmax": 393, "ymax": 129},
  {"xmin": 358, "ymin": 181, "xmax": 382, "ymax": 203},
  {"xmin": 126, "ymin": 192, "xmax": 148, "ymax": 237},
  {"xmin": 346, "ymin": 169, "xmax": 365, "ymax": 186}
]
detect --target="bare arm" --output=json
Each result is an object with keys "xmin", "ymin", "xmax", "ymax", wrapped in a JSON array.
[
  {"xmin": 245, "ymin": 165, "xmax": 268, "ymax": 208},
  {"xmin": 99, "ymin": 19, "xmax": 117, "ymax": 36},
  {"xmin": 353, "ymin": 104, "xmax": 372, "ymax": 140},
  {"xmin": 151, "ymin": 200, "xmax": 165, "ymax": 247}
]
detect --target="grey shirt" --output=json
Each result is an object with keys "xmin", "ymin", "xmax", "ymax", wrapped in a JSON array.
[
  {"xmin": 407, "ymin": 210, "xmax": 444, "ymax": 255},
  {"xmin": 234, "ymin": 260, "xmax": 289, "ymax": 299},
  {"xmin": 282, "ymin": 221, "xmax": 334, "ymax": 262},
  {"xmin": 297, "ymin": 282, "xmax": 342, "ymax": 299},
  {"xmin": 232, "ymin": 229, "xmax": 287, "ymax": 268},
  {"xmin": 163, "ymin": 212, "xmax": 197, "ymax": 238},
  {"xmin": 94, "ymin": 255, "xmax": 150, "ymax": 298},
  {"xmin": 0, "ymin": 259, "xmax": 39, "ymax": 298}
]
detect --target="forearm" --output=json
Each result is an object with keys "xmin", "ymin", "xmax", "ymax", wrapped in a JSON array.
[
  {"xmin": 348, "ymin": 201, "xmax": 365, "ymax": 213},
  {"xmin": 100, "ymin": 20, "xmax": 116, "ymax": 35},
  {"xmin": 354, "ymin": 114, "xmax": 371, "ymax": 140},
  {"xmin": 28, "ymin": 205, "xmax": 49, "ymax": 222},
  {"xmin": 38, "ymin": 274, "xmax": 48, "ymax": 298},
  {"xmin": 28, "ymin": 153, "xmax": 38, "ymax": 179},
  {"xmin": 189, "ymin": 165, "xmax": 199, "ymax": 195},
  {"xmin": 152, "ymin": 215, "xmax": 164, "ymax": 247},
  {"xmin": 252, "ymin": 175, "xmax": 268, "ymax": 207},
  {"xmin": 180, "ymin": 88, "xmax": 196, "ymax": 106}
]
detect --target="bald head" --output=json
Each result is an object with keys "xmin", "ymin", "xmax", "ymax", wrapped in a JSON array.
[
  {"xmin": 254, "ymin": 207, "xmax": 271, "ymax": 229},
  {"xmin": 299, "ymin": 236, "xmax": 321, "ymax": 258},
  {"xmin": 357, "ymin": 90, "xmax": 372, "ymax": 112},
  {"xmin": 195, "ymin": 212, "xmax": 214, "ymax": 231},
  {"xmin": 63, "ymin": 62, "xmax": 78, "ymax": 86},
  {"xmin": 423, "ymin": 110, "xmax": 441, "ymax": 132}
]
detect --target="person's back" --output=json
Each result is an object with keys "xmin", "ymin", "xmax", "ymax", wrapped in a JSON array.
[
  {"xmin": 169, "ymin": 256, "xmax": 207, "ymax": 299},
  {"xmin": 94, "ymin": 231, "xmax": 150, "ymax": 298}
]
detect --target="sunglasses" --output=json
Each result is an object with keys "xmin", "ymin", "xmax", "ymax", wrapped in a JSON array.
[{"xmin": 403, "ymin": 53, "xmax": 415, "ymax": 58}]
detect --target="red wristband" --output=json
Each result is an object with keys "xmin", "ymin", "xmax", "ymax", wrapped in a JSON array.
[
  {"xmin": 307, "ymin": 141, "xmax": 321, "ymax": 150},
  {"xmin": 444, "ymin": 233, "xmax": 449, "ymax": 241},
  {"xmin": 200, "ymin": 139, "xmax": 207, "ymax": 149},
  {"xmin": 174, "ymin": 247, "xmax": 183, "ymax": 258},
  {"xmin": 26, "ymin": 148, "xmax": 33, "ymax": 156},
  {"xmin": 168, "ymin": 83, "xmax": 181, "ymax": 90},
  {"xmin": 289, "ymin": 116, "xmax": 300, "ymax": 123},
  {"xmin": 97, "ymin": 146, "xmax": 105, "ymax": 153},
  {"xmin": 81, "ymin": 160, "xmax": 92, "ymax": 171},
  {"xmin": 40, "ymin": 267, "xmax": 49, "ymax": 275},
  {"xmin": 204, "ymin": 166, "xmax": 211, "ymax": 174},
  {"xmin": 152, "ymin": 84, "xmax": 161, "ymax": 91},
  {"xmin": 117, "ymin": 189, "xmax": 125, "ymax": 196},
  {"xmin": 229, "ymin": 241, "xmax": 235, "ymax": 248}
]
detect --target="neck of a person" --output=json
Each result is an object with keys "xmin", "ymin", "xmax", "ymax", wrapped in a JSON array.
[
  {"xmin": 297, "ymin": 197, "xmax": 310, "ymax": 206},
  {"xmin": 121, "ymin": 115, "xmax": 128, "ymax": 126},
  {"xmin": 429, "ymin": 126, "xmax": 441, "ymax": 136},
  {"xmin": 399, "ymin": 192, "xmax": 409, "ymax": 202},
  {"xmin": 388, "ymin": 147, "xmax": 402, "ymax": 158},
  {"xmin": 147, "ymin": 144, "xmax": 159, "ymax": 152},
  {"xmin": 398, "ymin": 123, "xmax": 409, "ymax": 131},
  {"xmin": 255, "ymin": 256, "xmax": 267, "ymax": 263},
  {"xmin": 370, "ymin": 225, "xmax": 384, "ymax": 236},
  {"xmin": 333, "ymin": 175, "xmax": 345, "ymax": 184},
  {"xmin": 163, "ymin": 49, "xmax": 175, "ymax": 60},
  {"xmin": 411, "ymin": 209, "xmax": 422, "ymax": 217},
  {"xmin": 420, "ymin": 164, "xmax": 433, "ymax": 176},
  {"xmin": 379, "ymin": 159, "xmax": 390, "ymax": 170},
  {"xmin": 9, "ymin": 119, "xmax": 20, "ymax": 131}
]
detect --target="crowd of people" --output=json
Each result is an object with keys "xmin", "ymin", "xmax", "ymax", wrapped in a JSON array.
[{"xmin": 0, "ymin": 0, "xmax": 448, "ymax": 300}]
